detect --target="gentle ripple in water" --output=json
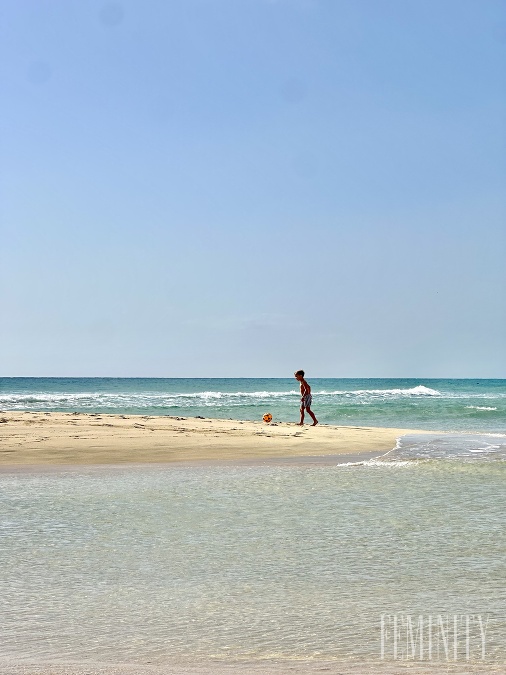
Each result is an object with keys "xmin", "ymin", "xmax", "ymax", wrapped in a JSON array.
[{"xmin": 0, "ymin": 462, "xmax": 505, "ymax": 664}]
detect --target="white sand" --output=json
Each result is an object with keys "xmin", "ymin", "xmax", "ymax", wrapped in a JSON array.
[{"xmin": 0, "ymin": 412, "xmax": 430, "ymax": 466}]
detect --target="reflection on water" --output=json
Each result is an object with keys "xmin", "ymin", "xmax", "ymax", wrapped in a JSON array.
[{"xmin": 0, "ymin": 461, "xmax": 505, "ymax": 664}]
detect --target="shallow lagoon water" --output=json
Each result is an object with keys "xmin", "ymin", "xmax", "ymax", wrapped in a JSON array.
[{"xmin": 1, "ymin": 458, "xmax": 505, "ymax": 665}]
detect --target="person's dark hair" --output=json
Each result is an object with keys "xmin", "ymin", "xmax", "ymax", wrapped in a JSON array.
[{"xmin": 295, "ymin": 370, "xmax": 305, "ymax": 377}]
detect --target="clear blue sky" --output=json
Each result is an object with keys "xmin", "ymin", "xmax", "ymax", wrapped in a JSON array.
[{"xmin": 2, "ymin": 0, "xmax": 505, "ymax": 377}]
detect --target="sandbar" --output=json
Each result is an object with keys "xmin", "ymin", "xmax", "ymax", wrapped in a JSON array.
[{"xmin": 0, "ymin": 412, "xmax": 428, "ymax": 467}]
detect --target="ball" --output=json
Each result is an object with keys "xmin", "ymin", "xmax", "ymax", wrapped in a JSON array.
[{"xmin": 263, "ymin": 413, "xmax": 273, "ymax": 423}]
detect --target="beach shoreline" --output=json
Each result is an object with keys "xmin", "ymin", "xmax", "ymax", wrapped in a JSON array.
[
  {"xmin": 0, "ymin": 411, "xmax": 430, "ymax": 467},
  {"xmin": 0, "ymin": 658, "xmax": 502, "ymax": 675}
]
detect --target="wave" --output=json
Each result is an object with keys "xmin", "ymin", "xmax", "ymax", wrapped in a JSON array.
[
  {"xmin": 2, "ymin": 383, "xmax": 502, "ymax": 409},
  {"xmin": 0, "ymin": 391, "xmax": 298, "ymax": 404},
  {"xmin": 317, "ymin": 385, "xmax": 442, "ymax": 397},
  {"xmin": 466, "ymin": 406, "xmax": 498, "ymax": 411},
  {"xmin": 387, "ymin": 432, "xmax": 506, "ymax": 462},
  {"xmin": 0, "ymin": 385, "xmax": 445, "ymax": 408}
]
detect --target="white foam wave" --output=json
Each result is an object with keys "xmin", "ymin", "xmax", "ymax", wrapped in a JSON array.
[
  {"xmin": 391, "ymin": 432, "xmax": 506, "ymax": 462},
  {"xmin": 0, "ymin": 390, "xmax": 303, "ymax": 411},
  {"xmin": 316, "ymin": 385, "xmax": 442, "ymax": 397},
  {"xmin": 357, "ymin": 385, "xmax": 441, "ymax": 396},
  {"xmin": 364, "ymin": 459, "xmax": 420, "ymax": 467},
  {"xmin": 466, "ymin": 406, "xmax": 498, "ymax": 411},
  {"xmin": 0, "ymin": 385, "xmax": 502, "ymax": 417},
  {"xmin": 6, "ymin": 384, "xmax": 504, "ymax": 414},
  {"xmin": 0, "ymin": 385, "xmax": 443, "ymax": 407},
  {"xmin": 331, "ymin": 459, "xmax": 418, "ymax": 468},
  {"xmin": 333, "ymin": 449, "xmax": 420, "ymax": 467},
  {"xmin": 182, "ymin": 390, "xmax": 299, "ymax": 399}
]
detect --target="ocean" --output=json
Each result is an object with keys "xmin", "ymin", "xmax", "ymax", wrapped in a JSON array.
[
  {"xmin": 1, "ymin": 378, "xmax": 505, "ymax": 668},
  {"xmin": 2, "ymin": 377, "xmax": 505, "ymax": 431}
]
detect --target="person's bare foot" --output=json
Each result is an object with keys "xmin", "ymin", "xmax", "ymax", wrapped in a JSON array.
[
  {"xmin": 311, "ymin": 421, "xmax": 319, "ymax": 426},
  {"xmin": 297, "ymin": 422, "xmax": 304, "ymax": 426}
]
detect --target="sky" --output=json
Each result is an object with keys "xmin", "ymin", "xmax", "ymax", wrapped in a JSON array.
[{"xmin": 1, "ymin": 0, "xmax": 505, "ymax": 378}]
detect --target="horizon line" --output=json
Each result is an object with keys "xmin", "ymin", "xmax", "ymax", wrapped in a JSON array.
[{"xmin": 1, "ymin": 375, "xmax": 504, "ymax": 380}]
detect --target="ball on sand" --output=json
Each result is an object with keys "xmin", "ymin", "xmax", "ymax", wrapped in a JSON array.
[{"xmin": 263, "ymin": 413, "xmax": 273, "ymax": 423}]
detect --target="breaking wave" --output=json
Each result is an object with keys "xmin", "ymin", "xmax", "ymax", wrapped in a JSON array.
[
  {"xmin": 0, "ymin": 385, "xmax": 446, "ymax": 411},
  {"xmin": 466, "ymin": 406, "xmax": 498, "ymax": 411}
]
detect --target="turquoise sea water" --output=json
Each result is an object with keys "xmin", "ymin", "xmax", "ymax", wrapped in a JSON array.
[
  {"xmin": 2, "ymin": 377, "xmax": 505, "ymax": 432},
  {"xmin": 1, "ymin": 378, "xmax": 505, "ymax": 667}
]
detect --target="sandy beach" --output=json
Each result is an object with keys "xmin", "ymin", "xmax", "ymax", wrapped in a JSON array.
[{"xmin": 0, "ymin": 412, "xmax": 429, "ymax": 466}]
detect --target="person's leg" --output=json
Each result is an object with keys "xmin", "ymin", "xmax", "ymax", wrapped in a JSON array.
[
  {"xmin": 306, "ymin": 406, "xmax": 318, "ymax": 426},
  {"xmin": 299, "ymin": 406, "xmax": 305, "ymax": 425}
]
